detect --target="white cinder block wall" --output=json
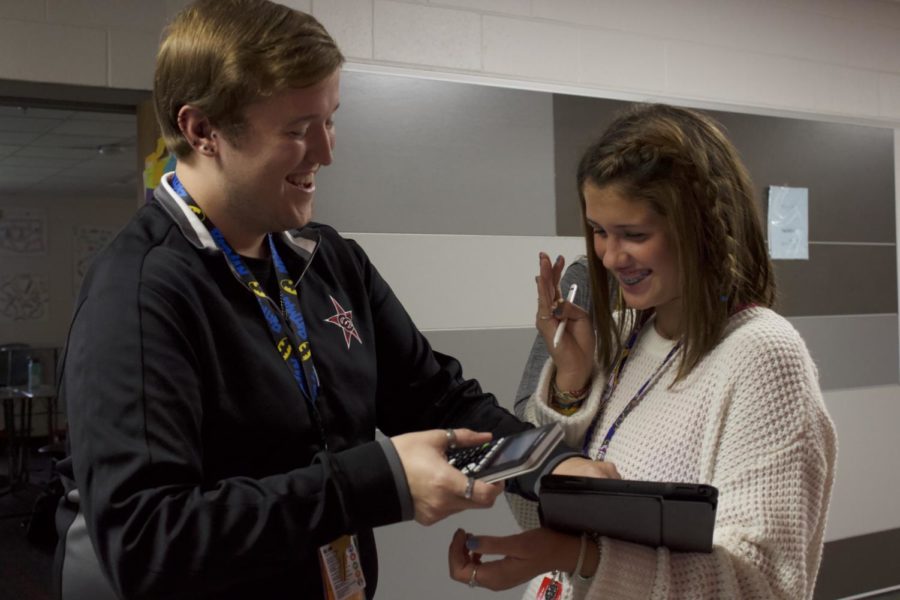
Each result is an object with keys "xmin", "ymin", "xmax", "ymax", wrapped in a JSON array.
[
  {"xmin": 2, "ymin": 1, "xmax": 899, "ymax": 598},
  {"xmin": 2, "ymin": 0, "xmax": 897, "ymax": 122}
]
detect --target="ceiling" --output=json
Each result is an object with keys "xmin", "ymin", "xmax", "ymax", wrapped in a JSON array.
[{"xmin": 0, "ymin": 103, "xmax": 137, "ymax": 199}]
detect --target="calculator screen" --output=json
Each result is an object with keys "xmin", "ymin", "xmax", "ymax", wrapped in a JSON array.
[{"xmin": 490, "ymin": 427, "xmax": 544, "ymax": 468}]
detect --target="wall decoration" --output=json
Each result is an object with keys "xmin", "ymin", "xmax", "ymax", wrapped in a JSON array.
[
  {"xmin": 767, "ymin": 186, "xmax": 809, "ymax": 260},
  {"xmin": 0, "ymin": 207, "xmax": 47, "ymax": 256},
  {"xmin": 0, "ymin": 272, "xmax": 49, "ymax": 321}
]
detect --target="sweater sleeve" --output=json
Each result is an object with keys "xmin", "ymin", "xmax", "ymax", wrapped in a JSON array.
[
  {"xmin": 526, "ymin": 356, "xmax": 603, "ymax": 450},
  {"xmin": 582, "ymin": 323, "xmax": 837, "ymax": 600}
]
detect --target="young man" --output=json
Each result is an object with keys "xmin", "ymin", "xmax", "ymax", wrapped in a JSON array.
[{"xmin": 54, "ymin": 2, "xmax": 548, "ymax": 598}]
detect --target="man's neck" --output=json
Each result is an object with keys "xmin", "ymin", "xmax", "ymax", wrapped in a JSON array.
[{"xmin": 174, "ymin": 163, "xmax": 269, "ymax": 258}]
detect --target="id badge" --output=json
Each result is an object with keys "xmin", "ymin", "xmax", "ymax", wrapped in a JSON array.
[
  {"xmin": 318, "ymin": 534, "xmax": 366, "ymax": 600},
  {"xmin": 536, "ymin": 574, "xmax": 564, "ymax": 600}
]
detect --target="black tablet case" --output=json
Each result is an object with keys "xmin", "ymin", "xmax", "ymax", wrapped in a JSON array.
[{"xmin": 538, "ymin": 475, "xmax": 718, "ymax": 553}]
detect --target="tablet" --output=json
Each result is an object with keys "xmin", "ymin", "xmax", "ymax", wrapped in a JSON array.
[
  {"xmin": 538, "ymin": 474, "xmax": 718, "ymax": 552},
  {"xmin": 447, "ymin": 423, "xmax": 563, "ymax": 483}
]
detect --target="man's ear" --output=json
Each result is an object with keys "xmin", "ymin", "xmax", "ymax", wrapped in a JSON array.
[{"xmin": 177, "ymin": 105, "xmax": 217, "ymax": 155}]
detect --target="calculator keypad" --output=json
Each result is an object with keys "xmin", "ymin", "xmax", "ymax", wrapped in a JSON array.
[{"xmin": 447, "ymin": 437, "xmax": 506, "ymax": 475}]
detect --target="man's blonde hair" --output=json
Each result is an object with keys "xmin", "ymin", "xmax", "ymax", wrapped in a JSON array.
[{"xmin": 154, "ymin": 0, "xmax": 344, "ymax": 158}]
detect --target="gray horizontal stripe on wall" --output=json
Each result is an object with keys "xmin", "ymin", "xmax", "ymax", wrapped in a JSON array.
[
  {"xmin": 421, "ymin": 314, "xmax": 895, "ymax": 403},
  {"xmin": 787, "ymin": 314, "xmax": 899, "ymax": 390},
  {"xmin": 314, "ymin": 71, "xmax": 556, "ymax": 236},
  {"xmin": 553, "ymin": 95, "xmax": 895, "ymax": 245},
  {"xmin": 815, "ymin": 528, "xmax": 900, "ymax": 600},
  {"xmin": 774, "ymin": 244, "xmax": 897, "ymax": 317}
]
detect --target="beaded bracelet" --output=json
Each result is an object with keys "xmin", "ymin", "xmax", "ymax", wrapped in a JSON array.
[
  {"xmin": 549, "ymin": 396, "xmax": 584, "ymax": 416},
  {"xmin": 550, "ymin": 377, "xmax": 590, "ymax": 404},
  {"xmin": 549, "ymin": 377, "xmax": 590, "ymax": 415}
]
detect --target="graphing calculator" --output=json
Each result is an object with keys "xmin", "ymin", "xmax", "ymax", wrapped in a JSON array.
[{"xmin": 446, "ymin": 423, "xmax": 563, "ymax": 483}]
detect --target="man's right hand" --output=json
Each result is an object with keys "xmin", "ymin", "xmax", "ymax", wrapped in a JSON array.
[{"xmin": 391, "ymin": 429, "xmax": 504, "ymax": 526}]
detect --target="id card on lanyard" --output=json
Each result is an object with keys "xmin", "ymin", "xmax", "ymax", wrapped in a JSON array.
[{"xmin": 319, "ymin": 535, "xmax": 366, "ymax": 600}]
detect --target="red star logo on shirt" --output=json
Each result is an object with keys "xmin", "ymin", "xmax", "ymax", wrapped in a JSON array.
[{"xmin": 324, "ymin": 295, "xmax": 362, "ymax": 349}]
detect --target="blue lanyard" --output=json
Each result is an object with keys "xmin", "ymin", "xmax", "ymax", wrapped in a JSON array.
[
  {"xmin": 582, "ymin": 318, "xmax": 682, "ymax": 460},
  {"xmin": 169, "ymin": 174, "xmax": 320, "ymax": 405}
]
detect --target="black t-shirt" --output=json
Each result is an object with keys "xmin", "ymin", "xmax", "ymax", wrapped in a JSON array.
[{"xmin": 243, "ymin": 254, "xmax": 280, "ymax": 301}]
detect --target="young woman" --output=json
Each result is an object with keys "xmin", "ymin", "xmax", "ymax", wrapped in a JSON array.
[{"xmin": 449, "ymin": 104, "xmax": 836, "ymax": 599}]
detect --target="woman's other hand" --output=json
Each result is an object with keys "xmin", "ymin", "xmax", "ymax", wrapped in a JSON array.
[{"xmin": 448, "ymin": 527, "xmax": 597, "ymax": 590}]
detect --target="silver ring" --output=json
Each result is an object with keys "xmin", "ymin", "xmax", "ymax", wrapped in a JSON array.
[
  {"xmin": 464, "ymin": 476, "xmax": 475, "ymax": 500},
  {"xmin": 446, "ymin": 428, "xmax": 458, "ymax": 450},
  {"xmin": 538, "ymin": 314, "xmax": 552, "ymax": 320},
  {"xmin": 468, "ymin": 564, "xmax": 479, "ymax": 588}
]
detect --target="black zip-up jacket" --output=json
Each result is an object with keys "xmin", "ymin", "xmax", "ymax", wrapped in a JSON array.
[{"xmin": 56, "ymin": 181, "xmax": 528, "ymax": 599}]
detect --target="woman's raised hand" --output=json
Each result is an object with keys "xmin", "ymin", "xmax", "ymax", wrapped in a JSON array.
[{"xmin": 535, "ymin": 253, "xmax": 594, "ymax": 390}]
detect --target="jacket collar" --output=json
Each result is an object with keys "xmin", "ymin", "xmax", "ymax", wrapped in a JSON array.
[{"xmin": 154, "ymin": 171, "xmax": 320, "ymax": 263}]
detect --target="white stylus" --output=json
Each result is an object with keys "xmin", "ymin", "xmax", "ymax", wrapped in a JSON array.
[{"xmin": 552, "ymin": 283, "xmax": 578, "ymax": 349}]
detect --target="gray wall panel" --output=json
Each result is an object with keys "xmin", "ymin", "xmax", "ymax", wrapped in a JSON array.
[
  {"xmin": 553, "ymin": 95, "xmax": 621, "ymax": 236},
  {"xmin": 717, "ymin": 115, "xmax": 895, "ymax": 244},
  {"xmin": 315, "ymin": 72, "xmax": 556, "ymax": 235},
  {"xmin": 774, "ymin": 244, "xmax": 897, "ymax": 316},
  {"xmin": 788, "ymin": 314, "xmax": 899, "ymax": 390},
  {"xmin": 422, "ymin": 327, "xmax": 538, "ymax": 408},
  {"xmin": 814, "ymin": 528, "xmax": 900, "ymax": 599}
]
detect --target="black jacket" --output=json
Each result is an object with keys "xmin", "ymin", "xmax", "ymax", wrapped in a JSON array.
[{"xmin": 56, "ymin": 181, "xmax": 527, "ymax": 599}]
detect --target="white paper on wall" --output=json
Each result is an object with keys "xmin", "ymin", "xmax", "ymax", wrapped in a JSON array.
[
  {"xmin": 0, "ymin": 273, "xmax": 50, "ymax": 321},
  {"xmin": 767, "ymin": 186, "xmax": 809, "ymax": 260},
  {"xmin": 73, "ymin": 226, "xmax": 115, "ymax": 296},
  {"xmin": 0, "ymin": 207, "xmax": 47, "ymax": 256}
]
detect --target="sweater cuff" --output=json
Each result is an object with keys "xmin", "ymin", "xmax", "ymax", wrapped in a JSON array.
[
  {"xmin": 531, "ymin": 358, "xmax": 606, "ymax": 449},
  {"xmin": 377, "ymin": 438, "xmax": 415, "ymax": 521}
]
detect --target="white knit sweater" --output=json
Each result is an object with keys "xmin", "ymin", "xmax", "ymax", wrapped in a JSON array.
[{"xmin": 508, "ymin": 307, "xmax": 836, "ymax": 600}]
